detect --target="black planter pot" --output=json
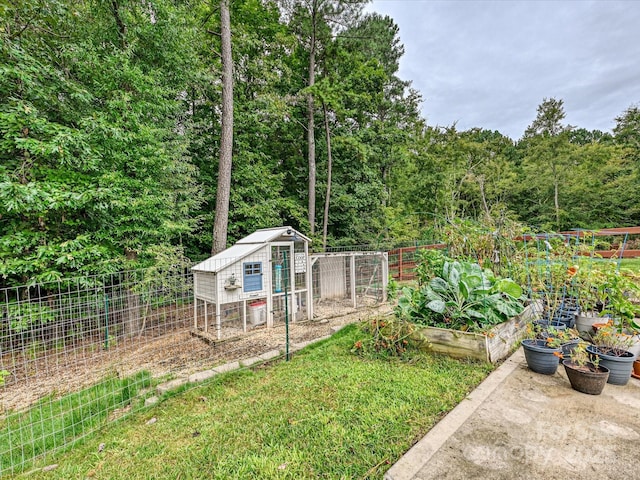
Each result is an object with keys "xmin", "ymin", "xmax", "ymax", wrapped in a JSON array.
[
  {"xmin": 523, "ymin": 339, "xmax": 561, "ymax": 375},
  {"xmin": 552, "ymin": 314, "xmax": 575, "ymax": 329},
  {"xmin": 533, "ymin": 319, "xmax": 566, "ymax": 331},
  {"xmin": 562, "ymin": 360, "xmax": 609, "ymax": 395},
  {"xmin": 561, "ymin": 339, "xmax": 580, "ymax": 359},
  {"xmin": 586, "ymin": 345, "xmax": 636, "ymax": 386}
]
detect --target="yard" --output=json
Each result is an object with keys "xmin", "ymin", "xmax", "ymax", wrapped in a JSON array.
[
  {"xmin": 620, "ymin": 257, "xmax": 640, "ymax": 275},
  {"xmin": 20, "ymin": 324, "xmax": 492, "ymax": 479}
]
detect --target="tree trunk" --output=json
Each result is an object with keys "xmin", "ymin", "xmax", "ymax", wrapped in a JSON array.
[
  {"xmin": 552, "ymin": 163, "xmax": 560, "ymax": 228},
  {"xmin": 307, "ymin": 10, "xmax": 317, "ymax": 235},
  {"xmin": 478, "ymin": 175, "xmax": 491, "ymax": 220},
  {"xmin": 322, "ymin": 103, "xmax": 333, "ymax": 250},
  {"xmin": 110, "ymin": 0, "xmax": 127, "ymax": 48},
  {"xmin": 212, "ymin": 0, "xmax": 234, "ymax": 255}
]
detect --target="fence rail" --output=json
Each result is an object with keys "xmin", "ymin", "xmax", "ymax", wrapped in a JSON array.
[{"xmin": 388, "ymin": 244, "xmax": 446, "ymax": 281}]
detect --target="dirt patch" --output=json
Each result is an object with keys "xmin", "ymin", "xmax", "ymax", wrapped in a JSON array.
[{"xmin": 1, "ymin": 303, "xmax": 391, "ymax": 412}]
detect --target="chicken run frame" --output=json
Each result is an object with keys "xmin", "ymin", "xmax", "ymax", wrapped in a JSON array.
[{"xmin": 191, "ymin": 227, "xmax": 388, "ymax": 340}]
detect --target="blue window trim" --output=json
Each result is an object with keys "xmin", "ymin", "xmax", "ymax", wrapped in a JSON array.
[{"xmin": 243, "ymin": 262, "xmax": 263, "ymax": 292}]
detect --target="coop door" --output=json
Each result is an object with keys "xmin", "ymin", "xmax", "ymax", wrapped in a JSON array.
[{"xmin": 243, "ymin": 262, "xmax": 263, "ymax": 292}]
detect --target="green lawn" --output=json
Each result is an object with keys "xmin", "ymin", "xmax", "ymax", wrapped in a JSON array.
[
  {"xmin": 620, "ymin": 258, "xmax": 640, "ymax": 275},
  {"xmin": 20, "ymin": 324, "xmax": 492, "ymax": 480},
  {"xmin": 1, "ymin": 372, "xmax": 152, "ymax": 477}
]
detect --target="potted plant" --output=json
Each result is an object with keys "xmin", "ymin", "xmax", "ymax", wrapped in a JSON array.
[
  {"xmin": 573, "ymin": 263, "xmax": 609, "ymax": 333},
  {"xmin": 559, "ymin": 328, "xmax": 581, "ymax": 359},
  {"xmin": 522, "ymin": 325, "xmax": 567, "ymax": 375},
  {"xmin": 562, "ymin": 342, "xmax": 610, "ymax": 395},
  {"xmin": 575, "ymin": 261, "xmax": 640, "ymax": 335},
  {"xmin": 595, "ymin": 264, "xmax": 640, "ymax": 364},
  {"xmin": 527, "ymin": 247, "xmax": 580, "ymax": 329},
  {"xmin": 587, "ymin": 325, "xmax": 636, "ymax": 386}
]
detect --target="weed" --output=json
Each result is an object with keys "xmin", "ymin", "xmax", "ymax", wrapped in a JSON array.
[{"xmin": 352, "ymin": 316, "xmax": 430, "ymax": 358}]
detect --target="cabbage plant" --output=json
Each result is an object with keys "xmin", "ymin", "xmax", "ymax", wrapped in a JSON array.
[{"xmin": 396, "ymin": 260, "xmax": 525, "ymax": 331}]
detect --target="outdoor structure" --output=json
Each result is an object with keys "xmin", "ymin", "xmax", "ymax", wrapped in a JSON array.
[
  {"xmin": 310, "ymin": 251, "xmax": 388, "ymax": 310},
  {"xmin": 191, "ymin": 227, "xmax": 312, "ymax": 339}
]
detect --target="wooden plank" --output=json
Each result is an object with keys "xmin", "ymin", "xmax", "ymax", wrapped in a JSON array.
[
  {"xmin": 420, "ymin": 326, "xmax": 487, "ymax": 362},
  {"xmin": 517, "ymin": 226, "xmax": 640, "ymax": 241},
  {"xmin": 486, "ymin": 307, "xmax": 535, "ymax": 362},
  {"xmin": 190, "ymin": 328, "xmax": 241, "ymax": 345},
  {"xmin": 419, "ymin": 304, "xmax": 536, "ymax": 364},
  {"xmin": 594, "ymin": 249, "xmax": 640, "ymax": 258},
  {"xmin": 423, "ymin": 243, "xmax": 447, "ymax": 250}
]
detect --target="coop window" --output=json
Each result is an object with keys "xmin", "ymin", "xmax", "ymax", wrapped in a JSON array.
[{"xmin": 243, "ymin": 262, "xmax": 263, "ymax": 292}]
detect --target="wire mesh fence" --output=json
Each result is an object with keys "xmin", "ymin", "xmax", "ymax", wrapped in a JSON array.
[{"xmin": 0, "ymin": 249, "xmax": 390, "ymax": 475}]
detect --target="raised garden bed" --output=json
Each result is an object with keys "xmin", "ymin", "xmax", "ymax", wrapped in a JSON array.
[{"xmin": 419, "ymin": 304, "xmax": 535, "ymax": 363}]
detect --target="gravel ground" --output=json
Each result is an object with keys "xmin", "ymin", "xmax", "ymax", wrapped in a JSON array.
[{"xmin": 1, "ymin": 302, "xmax": 391, "ymax": 412}]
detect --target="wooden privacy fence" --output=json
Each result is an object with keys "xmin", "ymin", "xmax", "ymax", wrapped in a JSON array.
[
  {"xmin": 518, "ymin": 227, "xmax": 640, "ymax": 258},
  {"xmin": 593, "ymin": 249, "xmax": 640, "ymax": 258},
  {"xmin": 388, "ymin": 244, "xmax": 446, "ymax": 281}
]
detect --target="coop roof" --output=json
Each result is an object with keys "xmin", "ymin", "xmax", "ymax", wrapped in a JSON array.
[
  {"xmin": 191, "ymin": 243, "xmax": 264, "ymax": 273},
  {"xmin": 191, "ymin": 227, "xmax": 310, "ymax": 273},
  {"xmin": 237, "ymin": 226, "xmax": 310, "ymax": 245}
]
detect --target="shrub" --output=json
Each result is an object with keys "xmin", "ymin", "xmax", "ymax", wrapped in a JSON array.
[{"xmin": 351, "ymin": 316, "xmax": 430, "ymax": 359}]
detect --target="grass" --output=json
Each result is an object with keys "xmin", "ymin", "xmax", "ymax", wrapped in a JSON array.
[
  {"xmin": 19, "ymin": 324, "xmax": 492, "ymax": 479},
  {"xmin": 620, "ymin": 258, "xmax": 640, "ymax": 275},
  {"xmin": 1, "ymin": 371, "xmax": 152, "ymax": 477}
]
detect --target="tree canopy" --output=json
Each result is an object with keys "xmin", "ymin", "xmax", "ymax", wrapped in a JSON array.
[{"xmin": 1, "ymin": 0, "xmax": 638, "ymax": 286}]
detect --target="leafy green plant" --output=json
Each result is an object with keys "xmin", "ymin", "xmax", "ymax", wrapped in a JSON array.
[
  {"xmin": 414, "ymin": 248, "xmax": 449, "ymax": 286},
  {"xmin": 0, "ymin": 370, "xmax": 10, "ymax": 387},
  {"xmin": 524, "ymin": 324, "xmax": 578, "ymax": 348},
  {"xmin": 5, "ymin": 302, "xmax": 57, "ymax": 333},
  {"xmin": 396, "ymin": 260, "xmax": 525, "ymax": 331},
  {"xmin": 573, "ymin": 263, "xmax": 608, "ymax": 314},
  {"xmin": 600, "ymin": 266, "xmax": 640, "ymax": 331},
  {"xmin": 386, "ymin": 275, "xmax": 400, "ymax": 301}
]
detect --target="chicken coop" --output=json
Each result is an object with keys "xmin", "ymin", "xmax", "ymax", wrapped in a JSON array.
[{"xmin": 191, "ymin": 227, "xmax": 312, "ymax": 340}]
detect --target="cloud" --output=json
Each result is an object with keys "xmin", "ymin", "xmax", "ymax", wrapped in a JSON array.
[{"xmin": 369, "ymin": 0, "xmax": 640, "ymax": 139}]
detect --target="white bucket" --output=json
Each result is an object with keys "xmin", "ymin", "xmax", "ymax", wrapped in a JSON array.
[{"xmin": 248, "ymin": 301, "xmax": 267, "ymax": 326}]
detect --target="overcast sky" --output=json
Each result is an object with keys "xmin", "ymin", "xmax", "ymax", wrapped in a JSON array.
[{"xmin": 368, "ymin": 0, "xmax": 640, "ymax": 140}]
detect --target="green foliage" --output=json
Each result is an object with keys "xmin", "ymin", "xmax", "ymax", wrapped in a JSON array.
[
  {"xmin": 0, "ymin": 0, "xmax": 203, "ymax": 286},
  {"xmin": 1, "ymin": 0, "xmax": 639, "ymax": 285},
  {"xmin": 524, "ymin": 323, "xmax": 578, "ymax": 348},
  {"xmin": 386, "ymin": 275, "xmax": 399, "ymax": 300},
  {"xmin": 567, "ymin": 341, "xmax": 600, "ymax": 370},
  {"xmin": 396, "ymin": 260, "xmax": 525, "ymax": 332},
  {"xmin": 414, "ymin": 248, "xmax": 449, "ymax": 286},
  {"xmin": 590, "ymin": 323, "xmax": 636, "ymax": 355},
  {"xmin": 4, "ymin": 301, "xmax": 57, "ymax": 333},
  {"xmin": 599, "ymin": 266, "xmax": 640, "ymax": 327}
]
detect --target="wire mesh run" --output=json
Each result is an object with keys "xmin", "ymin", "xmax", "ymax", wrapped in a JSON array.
[
  {"xmin": 0, "ymin": 249, "xmax": 390, "ymax": 475},
  {"xmin": 310, "ymin": 252, "xmax": 388, "ymax": 318}
]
